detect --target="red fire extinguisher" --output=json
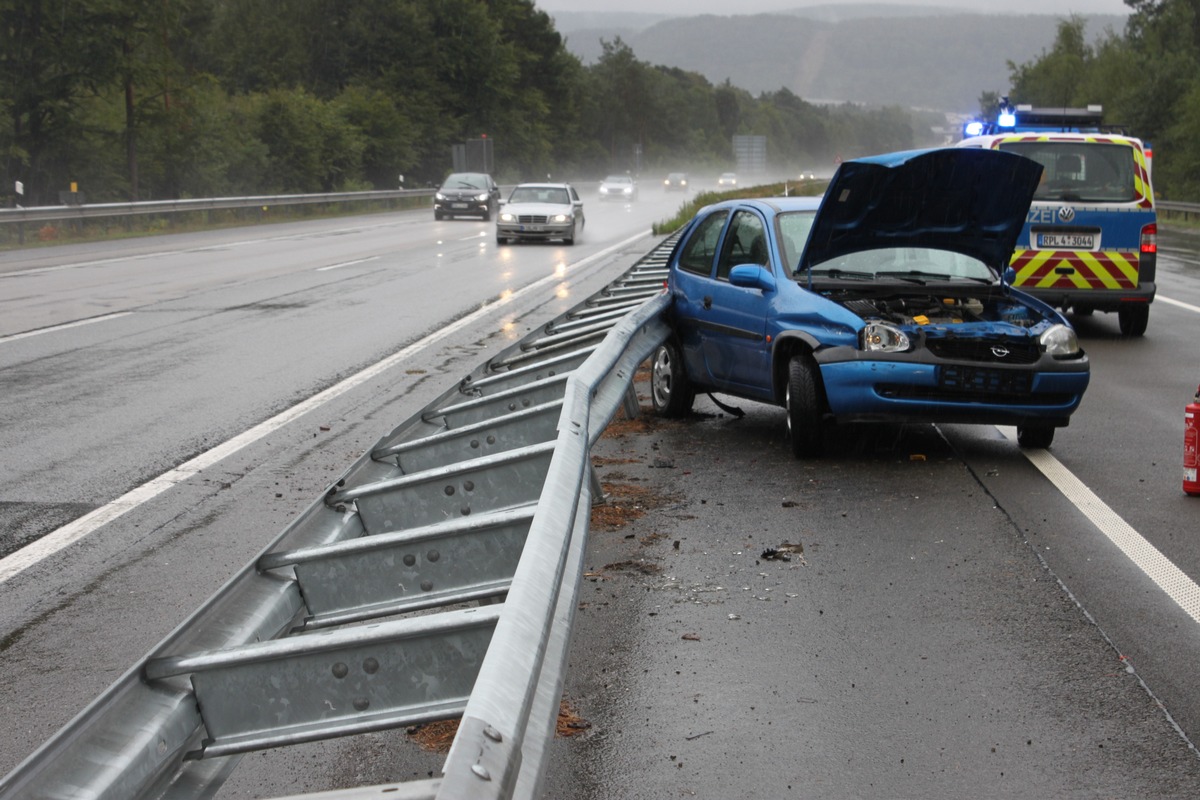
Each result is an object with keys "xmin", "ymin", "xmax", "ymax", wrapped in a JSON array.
[{"xmin": 1186, "ymin": 384, "xmax": 1200, "ymax": 497}]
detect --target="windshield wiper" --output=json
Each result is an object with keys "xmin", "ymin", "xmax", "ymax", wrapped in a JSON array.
[
  {"xmin": 808, "ymin": 267, "xmax": 875, "ymax": 281},
  {"xmin": 882, "ymin": 269, "xmax": 952, "ymax": 284}
]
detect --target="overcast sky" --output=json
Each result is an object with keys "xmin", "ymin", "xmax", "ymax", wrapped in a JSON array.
[{"xmin": 538, "ymin": 0, "xmax": 1131, "ymax": 16}]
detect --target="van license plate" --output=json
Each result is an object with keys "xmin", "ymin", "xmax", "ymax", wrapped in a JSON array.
[{"xmin": 1037, "ymin": 233, "xmax": 1097, "ymax": 249}]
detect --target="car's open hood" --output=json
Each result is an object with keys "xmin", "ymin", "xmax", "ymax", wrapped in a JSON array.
[{"xmin": 798, "ymin": 148, "xmax": 1042, "ymax": 277}]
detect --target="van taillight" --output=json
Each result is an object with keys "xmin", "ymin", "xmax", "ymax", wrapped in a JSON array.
[{"xmin": 1141, "ymin": 223, "xmax": 1157, "ymax": 254}]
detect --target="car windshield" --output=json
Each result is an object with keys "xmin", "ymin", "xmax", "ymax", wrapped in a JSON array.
[
  {"xmin": 604, "ymin": 176, "xmax": 631, "ymax": 184},
  {"xmin": 509, "ymin": 186, "xmax": 570, "ymax": 205},
  {"xmin": 776, "ymin": 211, "xmax": 817, "ymax": 277},
  {"xmin": 998, "ymin": 141, "xmax": 1139, "ymax": 203},
  {"xmin": 810, "ymin": 247, "xmax": 995, "ymax": 282},
  {"xmin": 443, "ymin": 173, "xmax": 486, "ymax": 189}
]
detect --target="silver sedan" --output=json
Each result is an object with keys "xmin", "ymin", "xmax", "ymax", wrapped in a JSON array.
[{"xmin": 496, "ymin": 183, "xmax": 585, "ymax": 245}]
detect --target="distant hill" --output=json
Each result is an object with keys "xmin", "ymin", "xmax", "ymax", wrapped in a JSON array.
[{"xmin": 551, "ymin": 7, "xmax": 1127, "ymax": 113}]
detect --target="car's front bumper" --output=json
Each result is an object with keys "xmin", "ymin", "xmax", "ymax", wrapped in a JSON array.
[
  {"xmin": 815, "ymin": 355, "xmax": 1090, "ymax": 426},
  {"xmin": 496, "ymin": 221, "xmax": 574, "ymax": 240},
  {"xmin": 435, "ymin": 200, "xmax": 490, "ymax": 216}
]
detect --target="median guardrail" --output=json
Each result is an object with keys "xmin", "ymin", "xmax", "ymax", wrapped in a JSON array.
[{"xmin": 0, "ymin": 235, "xmax": 677, "ymax": 800}]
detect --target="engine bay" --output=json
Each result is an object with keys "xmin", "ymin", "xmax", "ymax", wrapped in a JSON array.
[{"xmin": 823, "ymin": 288, "xmax": 1047, "ymax": 329}]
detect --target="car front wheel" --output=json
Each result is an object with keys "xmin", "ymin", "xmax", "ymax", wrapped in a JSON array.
[
  {"xmin": 650, "ymin": 341, "xmax": 694, "ymax": 417},
  {"xmin": 786, "ymin": 355, "xmax": 823, "ymax": 458},
  {"xmin": 564, "ymin": 222, "xmax": 576, "ymax": 245}
]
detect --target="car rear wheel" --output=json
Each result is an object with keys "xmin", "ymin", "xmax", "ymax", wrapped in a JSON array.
[
  {"xmin": 786, "ymin": 355, "xmax": 823, "ymax": 458},
  {"xmin": 650, "ymin": 341, "xmax": 694, "ymax": 417},
  {"xmin": 1017, "ymin": 424, "xmax": 1055, "ymax": 449},
  {"xmin": 1118, "ymin": 304, "xmax": 1149, "ymax": 336}
]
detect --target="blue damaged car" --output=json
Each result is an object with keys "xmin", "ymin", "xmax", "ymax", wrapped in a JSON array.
[{"xmin": 650, "ymin": 147, "xmax": 1090, "ymax": 456}]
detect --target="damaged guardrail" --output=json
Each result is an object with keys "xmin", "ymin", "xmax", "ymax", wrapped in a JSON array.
[{"xmin": 0, "ymin": 237, "xmax": 677, "ymax": 800}]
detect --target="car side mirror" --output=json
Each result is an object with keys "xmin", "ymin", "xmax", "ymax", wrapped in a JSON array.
[
  {"xmin": 1002, "ymin": 266, "xmax": 1016, "ymax": 286},
  {"xmin": 729, "ymin": 264, "xmax": 777, "ymax": 292}
]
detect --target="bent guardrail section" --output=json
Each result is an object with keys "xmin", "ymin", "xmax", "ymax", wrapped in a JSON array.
[{"xmin": 0, "ymin": 238, "xmax": 676, "ymax": 800}]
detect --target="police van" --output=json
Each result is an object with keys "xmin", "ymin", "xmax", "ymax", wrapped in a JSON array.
[{"xmin": 959, "ymin": 104, "xmax": 1156, "ymax": 336}]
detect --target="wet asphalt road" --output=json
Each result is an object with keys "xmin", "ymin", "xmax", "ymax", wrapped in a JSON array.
[
  {"xmin": 1, "ymin": 200, "xmax": 1200, "ymax": 798},
  {"xmin": 539, "ymin": 230, "xmax": 1200, "ymax": 798}
]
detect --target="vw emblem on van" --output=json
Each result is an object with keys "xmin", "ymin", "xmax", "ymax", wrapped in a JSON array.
[{"xmin": 1058, "ymin": 206, "xmax": 1076, "ymax": 223}]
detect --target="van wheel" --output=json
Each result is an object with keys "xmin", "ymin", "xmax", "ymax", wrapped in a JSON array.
[
  {"xmin": 1017, "ymin": 424, "xmax": 1055, "ymax": 449},
  {"xmin": 650, "ymin": 341, "xmax": 694, "ymax": 417},
  {"xmin": 1118, "ymin": 304, "xmax": 1149, "ymax": 336},
  {"xmin": 786, "ymin": 355, "xmax": 823, "ymax": 458}
]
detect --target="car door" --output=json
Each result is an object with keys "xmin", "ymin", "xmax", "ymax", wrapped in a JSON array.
[
  {"xmin": 698, "ymin": 209, "xmax": 773, "ymax": 396},
  {"xmin": 669, "ymin": 209, "xmax": 730, "ymax": 385}
]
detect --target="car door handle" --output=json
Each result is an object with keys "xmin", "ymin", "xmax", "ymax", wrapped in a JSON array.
[{"xmin": 702, "ymin": 296, "xmax": 712, "ymax": 309}]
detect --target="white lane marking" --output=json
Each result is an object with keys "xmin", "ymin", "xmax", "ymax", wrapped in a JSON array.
[
  {"xmin": 1158, "ymin": 295, "xmax": 1200, "ymax": 314},
  {"xmin": 0, "ymin": 312, "xmax": 132, "ymax": 344},
  {"xmin": 316, "ymin": 256, "xmax": 378, "ymax": 272},
  {"xmin": 999, "ymin": 426, "xmax": 1200, "ymax": 625},
  {"xmin": 0, "ymin": 231, "xmax": 651, "ymax": 584}
]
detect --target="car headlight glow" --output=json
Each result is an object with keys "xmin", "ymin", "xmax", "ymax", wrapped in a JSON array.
[
  {"xmin": 499, "ymin": 212, "xmax": 515, "ymax": 222},
  {"xmin": 476, "ymin": 192, "xmax": 489, "ymax": 202},
  {"xmin": 435, "ymin": 193, "xmax": 446, "ymax": 201},
  {"xmin": 860, "ymin": 322, "xmax": 911, "ymax": 352},
  {"xmin": 551, "ymin": 213, "xmax": 570, "ymax": 223},
  {"xmin": 1040, "ymin": 323, "xmax": 1081, "ymax": 357}
]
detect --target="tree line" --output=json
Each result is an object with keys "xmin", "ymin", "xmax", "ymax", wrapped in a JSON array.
[
  {"xmin": 995, "ymin": 0, "xmax": 1200, "ymax": 200},
  {"xmin": 1, "ymin": 0, "xmax": 933, "ymax": 206}
]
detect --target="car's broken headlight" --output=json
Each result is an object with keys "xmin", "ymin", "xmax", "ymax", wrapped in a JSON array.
[
  {"xmin": 860, "ymin": 322, "xmax": 911, "ymax": 353},
  {"xmin": 1040, "ymin": 324, "xmax": 1081, "ymax": 358}
]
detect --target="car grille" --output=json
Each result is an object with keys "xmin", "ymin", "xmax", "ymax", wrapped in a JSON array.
[
  {"xmin": 925, "ymin": 338, "xmax": 1041, "ymax": 364},
  {"xmin": 518, "ymin": 215, "xmax": 549, "ymax": 224}
]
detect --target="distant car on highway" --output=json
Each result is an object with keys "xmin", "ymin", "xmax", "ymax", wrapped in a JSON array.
[
  {"xmin": 651, "ymin": 147, "xmax": 1090, "ymax": 456},
  {"xmin": 664, "ymin": 172, "xmax": 690, "ymax": 192},
  {"xmin": 433, "ymin": 172, "xmax": 501, "ymax": 220},
  {"xmin": 798, "ymin": 169, "xmax": 816, "ymax": 180},
  {"xmin": 496, "ymin": 183, "xmax": 585, "ymax": 245},
  {"xmin": 717, "ymin": 172, "xmax": 738, "ymax": 188},
  {"xmin": 599, "ymin": 174, "xmax": 638, "ymax": 201}
]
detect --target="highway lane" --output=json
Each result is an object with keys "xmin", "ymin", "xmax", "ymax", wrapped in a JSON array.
[{"xmin": 0, "ymin": 185, "xmax": 683, "ymax": 784}]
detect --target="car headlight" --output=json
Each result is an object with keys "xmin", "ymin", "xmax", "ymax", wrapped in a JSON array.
[
  {"xmin": 551, "ymin": 213, "xmax": 570, "ymax": 223},
  {"xmin": 476, "ymin": 192, "xmax": 489, "ymax": 202},
  {"xmin": 860, "ymin": 322, "xmax": 911, "ymax": 352},
  {"xmin": 435, "ymin": 193, "xmax": 446, "ymax": 201},
  {"xmin": 1040, "ymin": 323, "xmax": 1081, "ymax": 357},
  {"xmin": 499, "ymin": 212, "xmax": 515, "ymax": 222}
]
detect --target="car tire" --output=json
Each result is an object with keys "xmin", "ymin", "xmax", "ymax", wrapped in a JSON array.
[
  {"xmin": 786, "ymin": 355, "xmax": 823, "ymax": 458},
  {"xmin": 434, "ymin": 210, "xmax": 443, "ymax": 221},
  {"xmin": 482, "ymin": 208, "xmax": 491, "ymax": 221},
  {"xmin": 496, "ymin": 234, "xmax": 508, "ymax": 245},
  {"xmin": 1017, "ymin": 424, "xmax": 1055, "ymax": 449},
  {"xmin": 650, "ymin": 341, "xmax": 694, "ymax": 417},
  {"xmin": 1118, "ymin": 304, "xmax": 1149, "ymax": 336},
  {"xmin": 564, "ymin": 223, "xmax": 576, "ymax": 245}
]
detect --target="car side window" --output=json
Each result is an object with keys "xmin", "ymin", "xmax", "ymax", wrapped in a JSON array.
[
  {"xmin": 716, "ymin": 210, "xmax": 768, "ymax": 281},
  {"xmin": 677, "ymin": 210, "xmax": 730, "ymax": 276}
]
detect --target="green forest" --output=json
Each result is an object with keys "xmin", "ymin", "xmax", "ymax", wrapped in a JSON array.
[
  {"xmin": 5, "ymin": 0, "xmax": 1199, "ymax": 208},
  {"xmin": 0, "ymin": 0, "xmax": 932, "ymax": 206},
  {"xmin": 996, "ymin": 0, "xmax": 1200, "ymax": 201}
]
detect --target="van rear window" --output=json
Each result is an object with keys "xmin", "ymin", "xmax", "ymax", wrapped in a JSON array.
[{"xmin": 998, "ymin": 141, "xmax": 1138, "ymax": 203}]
